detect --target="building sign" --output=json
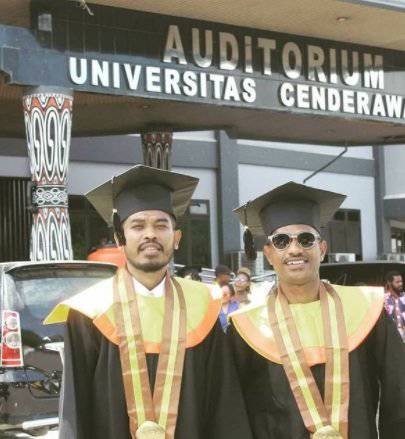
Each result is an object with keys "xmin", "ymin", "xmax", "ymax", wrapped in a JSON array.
[
  {"xmin": 68, "ymin": 26, "xmax": 393, "ymax": 119},
  {"xmin": 3, "ymin": 0, "xmax": 405, "ymax": 124}
]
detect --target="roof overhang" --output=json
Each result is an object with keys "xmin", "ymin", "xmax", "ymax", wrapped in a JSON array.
[
  {"xmin": 1, "ymin": 0, "xmax": 405, "ymax": 144},
  {"xmin": 6, "ymin": 1, "xmax": 405, "ymax": 51}
]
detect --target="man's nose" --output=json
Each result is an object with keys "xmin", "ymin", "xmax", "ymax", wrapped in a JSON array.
[
  {"xmin": 287, "ymin": 238, "xmax": 303, "ymax": 254},
  {"xmin": 143, "ymin": 225, "xmax": 157, "ymax": 239}
]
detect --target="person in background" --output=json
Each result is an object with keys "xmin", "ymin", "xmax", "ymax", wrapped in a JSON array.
[
  {"xmin": 219, "ymin": 284, "xmax": 239, "ymax": 332},
  {"xmin": 214, "ymin": 264, "xmax": 232, "ymax": 287},
  {"xmin": 384, "ymin": 270, "xmax": 405, "ymax": 342},
  {"xmin": 184, "ymin": 269, "xmax": 202, "ymax": 282},
  {"xmin": 233, "ymin": 267, "xmax": 253, "ymax": 307},
  {"xmin": 178, "ymin": 266, "xmax": 202, "ymax": 282}
]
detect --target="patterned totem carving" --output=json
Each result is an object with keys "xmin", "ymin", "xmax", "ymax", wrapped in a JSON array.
[
  {"xmin": 23, "ymin": 89, "xmax": 73, "ymax": 261},
  {"xmin": 141, "ymin": 132, "xmax": 173, "ymax": 170}
]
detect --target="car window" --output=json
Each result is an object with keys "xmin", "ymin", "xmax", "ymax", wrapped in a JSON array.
[{"xmin": 4, "ymin": 267, "xmax": 115, "ymax": 320}]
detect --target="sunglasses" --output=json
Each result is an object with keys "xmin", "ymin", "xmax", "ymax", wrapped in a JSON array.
[
  {"xmin": 234, "ymin": 276, "xmax": 249, "ymax": 282},
  {"xmin": 267, "ymin": 231, "xmax": 321, "ymax": 250}
]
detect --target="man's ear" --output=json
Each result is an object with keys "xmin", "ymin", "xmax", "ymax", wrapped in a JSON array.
[
  {"xmin": 263, "ymin": 243, "xmax": 273, "ymax": 264},
  {"xmin": 174, "ymin": 229, "xmax": 182, "ymax": 250}
]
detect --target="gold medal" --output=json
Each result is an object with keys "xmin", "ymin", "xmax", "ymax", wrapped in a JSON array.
[
  {"xmin": 136, "ymin": 421, "xmax": 166, "ymax": 439},
  {"xmin": 313, "ymin": 425, "xmax": 343, "ymax": 439}
]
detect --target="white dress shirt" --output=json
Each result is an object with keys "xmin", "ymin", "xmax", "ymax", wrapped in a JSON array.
[{"xmin": 132, "ymin": 276, "xmax": 166, "ymax": 297}]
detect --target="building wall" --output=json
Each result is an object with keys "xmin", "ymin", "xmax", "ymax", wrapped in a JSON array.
[
  {"xmin": 0, "ymin": 132, "xmax": 378, "ymax": 263},
  {"xmin": 173, "ymin": 131, "xmax": 216, "ymax": 141},
  {"xmin": 238, "ymin": 164, "xmax": 377, "ymax": 260},
  {"xmin": 68, "ymin": 162, "xmax": 132, "ymax": 194},
  {"xmin": 238, "ymin": 140, "xmax": 374, "ymax": 159},
  {"xmin": 384, "ymin": 144, "xmax": 405, "ymax": 196},
  {"xmin": 0, "ymin": 155, "xmax": 30, "ymax": 177}
]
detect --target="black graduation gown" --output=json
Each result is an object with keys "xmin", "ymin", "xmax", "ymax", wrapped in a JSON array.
[
  {"xmin": 60, "ymin": 309, "xmax": 253, "ymax": 439},
  {"xmin": 230, "ymin": 311, "xmax": 405, "ymax": 439}
]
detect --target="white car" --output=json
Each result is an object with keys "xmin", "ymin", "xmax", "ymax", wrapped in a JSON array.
[{"xmin": 0, "ymin": 261, "xmax": 116, "ymax": 437}]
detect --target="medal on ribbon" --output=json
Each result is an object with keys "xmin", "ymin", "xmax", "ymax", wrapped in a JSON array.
[
  {"xmin": 136, "ymin": 421, "xmax": 166, "ymax": 439},
  {"xmin": 268, "ymin": 282, "xmax": 349, "ymax": 439},
  {"xmin": 312, "ymin": 425, "xmax": 343, "ymax": 438},
  {"xmin": 114, "ymin": 269, "xmax": 187, "ymax": 439}
]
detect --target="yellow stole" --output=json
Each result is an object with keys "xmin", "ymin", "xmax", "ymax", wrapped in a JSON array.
[
  {"xmin": 44, "ymin": 275, "xmax": 222, "ymax": 352},
  {"xmin": 230, "ymin": 284, "xmax": 384, "ymax": 367}
]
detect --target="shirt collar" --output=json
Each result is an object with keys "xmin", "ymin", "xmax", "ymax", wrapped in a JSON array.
[{"xmin": 132, "ymin": 275, "xmax": 166, "ymax": 298}]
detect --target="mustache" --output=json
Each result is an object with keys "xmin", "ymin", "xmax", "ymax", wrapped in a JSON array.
[{"xmin": 138, "ymin": 240, "xmax": 164, "ymax": 252}]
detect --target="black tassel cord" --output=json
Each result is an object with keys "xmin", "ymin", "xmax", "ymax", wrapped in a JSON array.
[
  {"xmin": 112, "ymin": 211, "xmax": 126, "ymax": 246},
  {"xmin": 243, "ymin": 227, "xmax": 257, "ymax": 261}
]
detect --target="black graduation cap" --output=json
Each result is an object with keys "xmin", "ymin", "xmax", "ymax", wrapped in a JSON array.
[
  {"xmin": 234, "ymin": 182, "xmax": 346, "ymax": 259},
  {"xmin": 85, "ymin": 165, "xmax": 199, "ymax": 227}
]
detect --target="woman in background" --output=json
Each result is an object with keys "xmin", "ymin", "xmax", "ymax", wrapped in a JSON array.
[
  {"xmin": 233, "ymin": 267, "xmax": 253, "ymax": 307},
  {"xmin": 219, "ymin": 284, "xmax": 239, "ymax": 332}
]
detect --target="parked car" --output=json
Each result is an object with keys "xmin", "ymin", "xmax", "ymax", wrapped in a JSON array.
[
  {"xmin": 0, "ymin": 261, "xmax": 116, "ymax": 437},
  {"xmin": 319, "ymin": 260, "xmax": 405, "ymax": 286}
]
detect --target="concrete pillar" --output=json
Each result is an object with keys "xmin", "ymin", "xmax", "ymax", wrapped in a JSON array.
[
  {"xmin": 23, "ymin": 86, "xmax": 73, "ymax": 261},
  {"xmin": 373, "ymin": 145, "xmax": 392, "ymax": 257},
  {"xmin": 216, "ymin": 130, "xmax": 240, "ymax": 263},
  {"xmin": 141, "ymin": 131, "xmax": 173, "ymax": 170}
]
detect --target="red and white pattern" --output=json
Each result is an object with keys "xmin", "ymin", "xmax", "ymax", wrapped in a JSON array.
[
  {"xmin": 141, "ymin": 132, "xmax": 173, "ymax": 170},
  {"xmin": 23, "ymin": 91, "xmax": 74, "ymax": 261}
]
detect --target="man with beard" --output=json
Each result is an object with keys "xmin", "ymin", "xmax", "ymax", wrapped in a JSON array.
[
  {"xmin": 45, "ymin": 165, "xmax": 252, "ymax": 439},
  {"xmin": 230, "ymin": 182, "xmax": 405, "ymax": 439},
  {"xmin": 384, "ymin": 270, "xmax": 405, "ymax": 341}
]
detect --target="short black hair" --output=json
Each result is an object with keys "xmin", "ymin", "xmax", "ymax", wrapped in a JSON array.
[
  {"xmin": 385, "ymin": 270, "xmax": 402, "ymax": 283},
  {"xmin": 215, "ymin": 264, "xmax": 232, "ymax": 277}
]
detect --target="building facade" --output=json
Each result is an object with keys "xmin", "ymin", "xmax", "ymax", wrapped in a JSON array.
[
  {"xmin": 1, "ymin": 0, "xmax": 405, "ymax": 268},
  {"xmin": 1, "ymin": 129, "xmax": 399, "ymax": 270}
]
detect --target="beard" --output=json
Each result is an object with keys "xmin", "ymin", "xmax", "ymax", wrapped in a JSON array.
[
  {"xmin": 131, "ymin": 259, "xmax": 170, "ymax": 273},
  {"xmin": 125, "ymin": 246, "xmax": 174, "ymax": 273}
]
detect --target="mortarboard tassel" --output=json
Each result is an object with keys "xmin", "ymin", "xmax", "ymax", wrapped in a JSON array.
[
  {"xmin": 243, "ymin": 226, "xmax": 257, "ymax": 260},
  {"xmin": 112, "ymin": 210, "xmax": 126, "ymax": 246},
  {"xmin": 243, "ymin": 204, "xmax": 257, "ymax": 260}
]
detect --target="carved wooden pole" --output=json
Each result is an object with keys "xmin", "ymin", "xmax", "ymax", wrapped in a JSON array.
[
  {"xmin": 23, "ymin": 87, "xmax": 73, "ymax": 261},
  {"xmin": 141, "ymin": 131, "xmax": 173, "ymax": 170}
]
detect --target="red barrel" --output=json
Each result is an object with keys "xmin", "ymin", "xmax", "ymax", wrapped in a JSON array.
[{"xmin": 87, "ymin": 245, "xmax": 126, "ymax": 267}]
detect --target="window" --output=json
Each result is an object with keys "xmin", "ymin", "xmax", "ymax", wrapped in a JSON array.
[
  {"xmin": 174, "ymin": 200, "xmax": 212, "ymax": 267},
  {"xmin": 391, "ymin": 228, "xmax": 405, "ymax": 253},
  {"xmin": 322, "ymin": 209, "xmax": 362, "ymax": 260}
]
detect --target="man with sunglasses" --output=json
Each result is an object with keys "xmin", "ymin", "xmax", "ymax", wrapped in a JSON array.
[{"xmin": 230, "ymin": 181, "xmax": 405, "ymax": 439}]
